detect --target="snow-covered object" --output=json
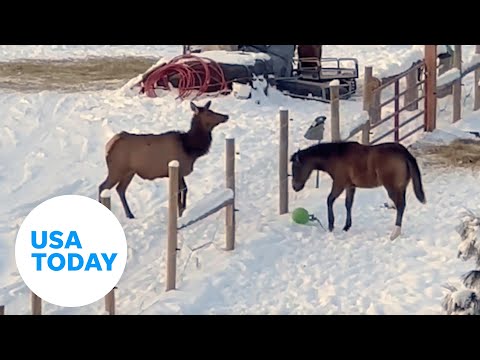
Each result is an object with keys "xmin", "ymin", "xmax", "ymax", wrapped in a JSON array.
[
  {"xmin": 191, "ymin": 45, "xmax": 239, "ymax": 52},
  {"xmin": 187, "ymin": 50, "xmax": 271, "ymax": 66},
  {"xmin": 232, "ymin": 82, "xmax": 252, "ymax": 100},
  {"xmin": 442, "ymin": 285, "xmax": 480, "ymax": 315},
  {"xmin": 178, "ymin": 189, "xmax": 234, "ymax": 230},
  {"xmin": 456, "ymin": 210, "xmax": 480, "ymax": 266},
  {"xmin": 437, "ymin": 68, "xmax": 461, "ymax": 88},
  {"xmin": 443, "ymin": 210, "xmax": 480, "ymax": 315},
  {"xmin": 462, "ymin": 270, "xmax": 480, "ymax": 291},
  {"xmin": 462, "ymin": 54, "xmax": 480, "ymax": 72}
]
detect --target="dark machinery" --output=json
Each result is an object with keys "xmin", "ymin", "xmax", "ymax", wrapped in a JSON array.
[
  {"xmin": 141, "ymin": 45, "xmax": 360, "ymax": 102},
  {"xmin": 274, "ymin": 45, "xmax": 359, "ymax": 102}
]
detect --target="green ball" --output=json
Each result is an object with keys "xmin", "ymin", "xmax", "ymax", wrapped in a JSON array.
[{"xmin": 292, "ymin": 208, "xmax": 310, "ymax": 225}]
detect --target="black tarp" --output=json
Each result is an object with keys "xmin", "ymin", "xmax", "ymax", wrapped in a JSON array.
[
  {"xmin": 239, "ymin": 45, "xmax": 295, "ymax": 77},
  {"xmin": 190, "ymin": 45, "xmax": 296, "ymax": 78}
]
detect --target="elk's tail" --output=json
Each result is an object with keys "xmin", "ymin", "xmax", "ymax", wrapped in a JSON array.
[{"xmin": 105, "ymin": 131, "xmax": 128, "ymax": 157}]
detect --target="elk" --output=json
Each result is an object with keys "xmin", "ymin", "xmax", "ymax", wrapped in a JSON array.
[{"xmin": 99, "ymin": 100, "xmax": 229, "ymax": 219}]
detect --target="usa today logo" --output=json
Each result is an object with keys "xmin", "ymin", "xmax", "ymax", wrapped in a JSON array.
[{"xmin": 15, "ymin": 195, "xmax": 127, "ymax": 308}]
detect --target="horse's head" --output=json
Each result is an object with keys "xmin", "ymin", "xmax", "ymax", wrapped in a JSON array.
[
  {"xmin": 191, "ymin": 101, "xmax": 229, "ymax": 131},
  {"xmin": 290, "ymin": 150, "xmax": 314, "ymax": 192}
]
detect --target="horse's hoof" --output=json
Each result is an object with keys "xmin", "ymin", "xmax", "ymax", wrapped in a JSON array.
[
  {"xmin": 390, "ymin": 226, "xmax": 402, "ymax": 240},
  {"xmin": 343, "ymin": 226, "xmax": 351, "ymax": 232},
  {"xmin": 127, "ymin": 213, "xmax": 135, "ymax": 219}
]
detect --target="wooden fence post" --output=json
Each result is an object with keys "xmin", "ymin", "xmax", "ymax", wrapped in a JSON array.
[
  {"xmin": 361, "ymin": 122, "xmax": 370, "ymax": 145},
  {"xmin": 405, "ymin": 65, "xmax": 419, "ymax": 111},
  {"xmin": 371, "ymin": 77, "xmax": 382, "ymax": 125},
  {"xmin": 100, "ymin": 192, "xmax": 111, "ymax": 209},
  {"xmin": 363, "ymin": 66, "xmax": 373, "ymax": 113},
  {"xmin": 225, "ymin": 137, "xmax": 235, "ymax": 251},
  {"xmin": 31, "ymin": 292, "xmax": 42, "ymax": 315},
  {"xmin": 363, "ymin": 67, "xmax": 381, "ymax": 125},
  {"xmin": 166, "ymin": 161, "xmax": 179, "ymax": 292},
  {"xmin": 330, "ymin": 84, "xmax": 341, "ymax": 141},
  {"xmin": 394, "ymin": 79, "xmax": 400, "ymax": 142},
  {"xmin": 362, "ymin": 66, "xmax": 372, "ymax": 145},
  {"xmin": 0, "ymin": 305, "xmax": 4, "ymax": 315},
  {"xmin": 100, "ymin": 192, "xmax": 116, "ymax": 315},
  {"xmin": 475, "ymin": 45, "xmax": 480, "ymax": 111},
  {"xmin": 425, "ymin": 45, "xmax": 437, "ymax": 132},
  {"xmin": 105, "ymin": 289, "xmax": 115, "ymax": 315},
  {"xmin": 279, "ymin": 109, "xmax": 289, "ymax": 215},
  {"xmin": 452, "ymin": 45, "xmax": 462, "ymax": 123}
]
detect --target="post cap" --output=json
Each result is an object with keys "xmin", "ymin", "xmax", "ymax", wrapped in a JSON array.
[{"xmin": 100, "ymin": 189, "xmax": 111, "ymax": 198}]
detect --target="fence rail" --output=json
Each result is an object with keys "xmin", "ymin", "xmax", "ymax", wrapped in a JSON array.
[
  {"xmin": 368, "ymin": 60, "xmax": 426, "ymax": 144},
  {"xmin": 366, "ymin": 45, "xmax": 480, "ymax": 146}
]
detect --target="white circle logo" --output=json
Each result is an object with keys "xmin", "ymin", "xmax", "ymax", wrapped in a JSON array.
[{"xmin": 15, "ymin": 195, "xmax": 128, "ymax": 308}]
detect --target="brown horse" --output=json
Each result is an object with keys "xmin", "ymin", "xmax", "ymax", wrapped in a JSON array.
[
  {"xmin": 290, "ymin": 141, "xmax": 426, "ymax": 240},
  {"xmin": 99, "ymin": 100, "xmax": 229, "ymax": 219}
]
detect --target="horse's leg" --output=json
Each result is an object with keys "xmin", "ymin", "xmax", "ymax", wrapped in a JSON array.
[
  {"xmin": 116, "ymin": 173, "xmax": 135, "ymax": 219},
  {"xmin": 343, "ymin": 187, "xmax": 356, "ymax": 232},
  {"xmin": 178, "ymin": 176, "xmax": 187, "ymax": 218},
  {"xmin": 387, "ymin": 187, "xmax": 406, "ymax": 240},
  {"xmin": 327, "ymin": 183, "xmax": 345, "ymax": 232}
]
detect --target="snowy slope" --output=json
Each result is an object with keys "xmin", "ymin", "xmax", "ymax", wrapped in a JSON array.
[
  {"xmin": 1, "ymin": 45, "xmax": 479, "ymax": 315},
  {"xmin": 324, "ymin": 45, "xmax": 479, "ymax": 80},
  {"xmin": 0, "ymin": 45, "xmax": 182, "ymax": 61}
]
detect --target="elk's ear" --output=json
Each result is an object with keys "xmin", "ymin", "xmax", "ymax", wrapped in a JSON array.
[
  {"xmin": 191, "ymin": 102, "xmax": 200, "ymax": 115},
  {"xmin": 204, "ymin": 100, "xmax": 211, "ymax": 110}
]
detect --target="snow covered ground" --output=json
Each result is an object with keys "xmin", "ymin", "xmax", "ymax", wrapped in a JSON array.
[{"xmin": 1, "ymin": 45, "xmax": 479, "ymax": 315}]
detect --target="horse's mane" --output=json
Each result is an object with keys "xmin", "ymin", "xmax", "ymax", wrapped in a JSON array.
[{"xmin": 291, "ymin": 141, "xmax": 354, "ymax": 162}]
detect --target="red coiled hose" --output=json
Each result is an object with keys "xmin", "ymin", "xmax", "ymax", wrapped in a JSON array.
[{"xmin": 142, "ymin": 54, "xmax": 230, "ymax": 99}]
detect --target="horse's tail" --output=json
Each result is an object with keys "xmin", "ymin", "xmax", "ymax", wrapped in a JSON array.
[{"xmin": 404, "ymin": 150, "xmax": 426, "ymax": 204}]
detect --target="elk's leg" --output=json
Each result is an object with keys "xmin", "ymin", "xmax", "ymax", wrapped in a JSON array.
[
  {"xmin": 99, "ymin": 176, "xmax": 120, "ymax": 202},
  {"xmin": 343, "ymin": 187, "xmax": 356, "ymax": 232},
  {"xmin": 327, "ymin": 182, "xmax": 345, "ymax": 232},
  {"xmin": 178, "ymin": 176, "xmax": 187, "ymax": 218},
  {"xmin": 117, "ymin": 173, "xmax": 135, "ymax": 219},
  {"xmin": 387, "ymin": 187, "xmax": 406, "ymax": 240}
]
